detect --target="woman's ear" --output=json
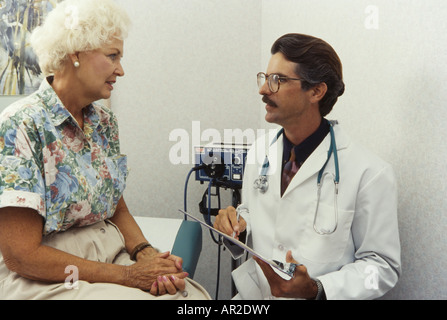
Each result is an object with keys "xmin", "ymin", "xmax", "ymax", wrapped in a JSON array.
[{"xmin": 68, "ymin": 52, "xmax": 80, "ymax": 67}]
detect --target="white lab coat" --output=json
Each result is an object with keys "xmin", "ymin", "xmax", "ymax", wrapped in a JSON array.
[{"xmin": 232, "ymin": 123, "xmax": 401, "ymax": 300}]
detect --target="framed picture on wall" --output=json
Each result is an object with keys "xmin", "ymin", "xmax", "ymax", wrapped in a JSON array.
[{"xmin": 0, "ymin": 0, "xmax": 62, "ymax": 95}]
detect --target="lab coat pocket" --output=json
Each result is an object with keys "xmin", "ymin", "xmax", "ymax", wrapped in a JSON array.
[
  {"xmin": 231, "ymin": 259, "xmax": 263, "ymax": 300},
  {"xmin": 299, "ymin": 203, "xmax": 354, "ymax": 263}
]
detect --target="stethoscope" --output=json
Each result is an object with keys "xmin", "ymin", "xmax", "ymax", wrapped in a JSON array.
[{"xmin": 253, "ymin": 120, "xmax": 340, "ymax": 235}]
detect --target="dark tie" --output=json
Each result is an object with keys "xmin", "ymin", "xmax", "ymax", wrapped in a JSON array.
[{"xmin": 281, "ymin": 148, "xmax": 299, "ymax": 196}]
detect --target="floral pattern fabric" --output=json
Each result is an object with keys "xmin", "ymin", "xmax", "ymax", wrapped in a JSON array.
[{"xmin": 0, "ymin": 78, "xmax": 128, "ymax": 235}]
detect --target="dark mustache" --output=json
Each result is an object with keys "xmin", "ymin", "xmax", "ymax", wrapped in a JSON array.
[{"xmin": 262, "ymin": 95, "xmax": 277, "ymax": 107}]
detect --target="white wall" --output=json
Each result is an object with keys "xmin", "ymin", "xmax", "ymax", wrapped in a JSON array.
[
  {"xmin": 112, "ymin": 0, "xmax": 262, "ymax": 299},
  {"xmin": 261, "ymin": 0, "xmax": 447, "ymax": 299}
]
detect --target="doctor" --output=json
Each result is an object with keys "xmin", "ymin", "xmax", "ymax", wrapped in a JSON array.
[{"xmin": 214, "ymin": 33, "xmax": 401, "ymax": 300}]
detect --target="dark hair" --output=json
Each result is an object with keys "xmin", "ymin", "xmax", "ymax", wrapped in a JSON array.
[{"xmin": 271, "ymin": 33, "xmax": 345, "ymax": 116}]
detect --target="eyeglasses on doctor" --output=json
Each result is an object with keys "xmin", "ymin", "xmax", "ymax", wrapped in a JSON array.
[{"xmin": 257, "ymin": 72, "xmax": 305, "ymax": 93}]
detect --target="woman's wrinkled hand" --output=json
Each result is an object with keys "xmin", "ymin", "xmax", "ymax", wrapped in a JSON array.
[{"xmin": 125, "ymin": 251, "xmax": 188, "ymax": 295}]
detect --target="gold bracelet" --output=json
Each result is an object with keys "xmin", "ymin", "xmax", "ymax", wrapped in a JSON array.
[{"xmin": 130, "ymin": 242, "xmax": 153, "ymax": 261}]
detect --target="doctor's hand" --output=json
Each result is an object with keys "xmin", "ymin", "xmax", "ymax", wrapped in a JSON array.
[
  {"xmin": 254, "ymin": 250, "xmax": 318, "ymax": 300},
  {"xmin": 214, "ymin": 206, "xmax": 247, "ymax": 240}
]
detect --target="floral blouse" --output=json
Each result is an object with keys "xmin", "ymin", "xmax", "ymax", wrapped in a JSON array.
[{"xmin": 0, "ymin": 78, "xmax": 128, "ymax": 235}]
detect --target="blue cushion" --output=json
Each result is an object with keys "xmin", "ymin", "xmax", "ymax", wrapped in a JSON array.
[{"xmin": 171, "ymin": 220, "xmax": 202, "ymax": 278}]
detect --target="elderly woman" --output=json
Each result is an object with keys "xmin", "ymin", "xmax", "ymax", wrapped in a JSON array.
[{"xmin": 0, "ymin": 0, "xmax": 210, "ymax": 300}]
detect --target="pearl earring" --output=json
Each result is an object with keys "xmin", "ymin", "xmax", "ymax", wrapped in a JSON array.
[{"xmin": 74, "ymin": 61, "xmax": 80, "ymax": 68}]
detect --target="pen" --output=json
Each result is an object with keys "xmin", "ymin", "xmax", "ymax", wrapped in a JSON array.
[
  {"xmin": 233, "ymin": 204, "xmax": 247, "ymax": 238},
  {"xmin": 232, "ymin": 208, "xmax": 241, "ymax": 238}
]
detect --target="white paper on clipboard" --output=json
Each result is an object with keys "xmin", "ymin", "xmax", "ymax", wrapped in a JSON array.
[{"xmin": 178, "ymin": 209, "xmax": 295, "ymax": 278}]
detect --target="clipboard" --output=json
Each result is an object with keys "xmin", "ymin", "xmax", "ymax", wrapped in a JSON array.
[{"xmin": 178, "ymin": 209, "xmax": 297, "ymax": 278}]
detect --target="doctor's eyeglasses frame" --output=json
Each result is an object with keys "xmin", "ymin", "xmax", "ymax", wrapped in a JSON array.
[{"xmin": 257, "ymin": 72, "xmax": 305, "ymax": 93}]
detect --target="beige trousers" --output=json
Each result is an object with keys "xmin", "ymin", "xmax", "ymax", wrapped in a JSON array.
[{"xmin": 0, "ymin": 220, "xmax": 211, "ymax": 300}]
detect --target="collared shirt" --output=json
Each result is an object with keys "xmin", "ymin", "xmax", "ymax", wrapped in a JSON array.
[
  {"xmin": 0, "ymin": 78, "xmax": 128, "ymax": 235},
  {"xmin": 281, "ymin": 118, "xmax": 330, "ymax": 171}
]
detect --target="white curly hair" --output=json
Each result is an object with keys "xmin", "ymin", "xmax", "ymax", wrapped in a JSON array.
[{"xmin": 30, "ymin": 0, "xmax": 131, "ymax": 76}]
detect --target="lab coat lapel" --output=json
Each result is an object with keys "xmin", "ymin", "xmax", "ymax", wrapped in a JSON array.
[
  {"xmin": 266, "ymin": 131, "xmax": 283, "ymax": 199},
  {"xmin": 283, "ymin": 138, "xmax": 329, "ymax": 197},
  {"xmin": 281, "ymin": 124, "xmax": 349, "ymax": 198}
]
